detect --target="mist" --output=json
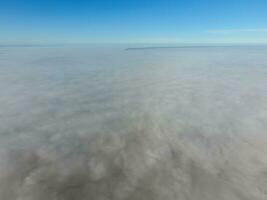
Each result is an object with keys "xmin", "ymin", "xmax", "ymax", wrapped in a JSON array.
[{"xmin": 0, "ymin": 45, "xmax": 267, "ymax": 200}]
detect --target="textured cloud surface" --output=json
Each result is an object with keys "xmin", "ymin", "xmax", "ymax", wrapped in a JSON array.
[{"xmin": 0, "ymin": 46, "xmax": 267, "ymax": 200}]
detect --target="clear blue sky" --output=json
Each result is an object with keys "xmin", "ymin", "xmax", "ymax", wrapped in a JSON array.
[{"xmin": 1, "ymin": 0, "xmax": 267, "ymax": 44}]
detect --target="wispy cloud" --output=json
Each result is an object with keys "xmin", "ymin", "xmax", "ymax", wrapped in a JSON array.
[{"xmin": 207, "ymin": 28, "xmax": 267, "ymax": 34}]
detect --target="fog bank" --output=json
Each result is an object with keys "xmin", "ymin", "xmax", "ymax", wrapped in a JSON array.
[{"xmin": 0, "ymin": 46, "xmax": 267, "ymax": 200}]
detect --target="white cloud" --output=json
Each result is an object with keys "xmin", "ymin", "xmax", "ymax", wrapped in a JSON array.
[{"xmin": 207, "ymin": 28, "xmax": 267, "ymax": 34}]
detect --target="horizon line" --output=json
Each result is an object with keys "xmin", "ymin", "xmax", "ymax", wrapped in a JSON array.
[{"xmin": 1, "ymin": 42, "xmax": 267, "ymax": 48}]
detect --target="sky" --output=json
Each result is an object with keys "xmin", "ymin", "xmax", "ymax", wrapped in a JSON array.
[{"xmin": 0, "ymin": 0, "xmax": 267, "ymax": 44}]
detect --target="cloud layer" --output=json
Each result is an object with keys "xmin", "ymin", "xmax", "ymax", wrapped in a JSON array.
[{"xmin": 0, "ymin": 46, "xmax": 267, "ymax": 200}]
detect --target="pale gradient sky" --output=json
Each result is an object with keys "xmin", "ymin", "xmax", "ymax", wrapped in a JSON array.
[{"xmin": 0, "ymin": 0, "xmax": 267, "ymax": 44}]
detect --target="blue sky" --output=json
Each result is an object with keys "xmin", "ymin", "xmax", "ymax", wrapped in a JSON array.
[{"xmin": 0, "ymin": 0, "xmax": 267, "ymax": 44}]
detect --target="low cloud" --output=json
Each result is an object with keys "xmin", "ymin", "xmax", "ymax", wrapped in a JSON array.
[{"xmin": 0, "ymin": 46, "xmax": 267, "ymax": 200}]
